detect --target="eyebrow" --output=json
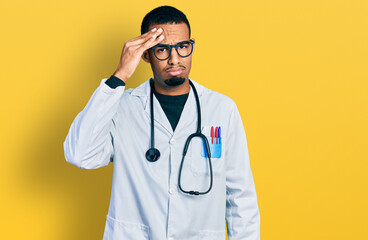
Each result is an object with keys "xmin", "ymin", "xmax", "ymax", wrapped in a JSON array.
[{"xmin": 158, "ymin": 40, "xmax": 190, "ymax": 45}]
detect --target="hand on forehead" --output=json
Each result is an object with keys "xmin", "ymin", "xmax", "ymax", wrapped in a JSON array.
[{"xmin": 149, "ymin": 23, "xmax": 190, "ymax": 44}]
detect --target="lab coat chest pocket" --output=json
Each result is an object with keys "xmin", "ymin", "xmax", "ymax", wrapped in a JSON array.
[
  {"xmin": 190, "ymin": 125, "xmax": 224, "ymax": 175},
  {"xmin": 103, "ymin": 215, "xmax": 150, "ymax": 240}
]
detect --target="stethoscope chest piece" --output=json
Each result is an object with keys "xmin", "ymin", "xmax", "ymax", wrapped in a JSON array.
[{"xmin": 145, "ymin": 147, "xmax": 160, "ymax": 162}]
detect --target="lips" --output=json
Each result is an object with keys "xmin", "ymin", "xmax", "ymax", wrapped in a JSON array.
[{"xmin": 166, "ymin": 67, "xmax": 185, "ymax": 76}]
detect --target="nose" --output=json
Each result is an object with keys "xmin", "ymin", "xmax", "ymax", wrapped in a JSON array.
[{"xmin": 167, "ymin": 47, "xmax": 181, "ymax": 65}]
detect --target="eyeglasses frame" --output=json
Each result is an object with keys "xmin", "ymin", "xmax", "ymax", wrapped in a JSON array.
[{"xmin": 150, "ymin": 39, "xmax": 195, "ymax": 61}]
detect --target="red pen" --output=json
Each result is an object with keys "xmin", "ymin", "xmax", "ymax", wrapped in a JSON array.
[
  {"xmin": 211, "ymin": 126, "xmax": 214, "ymax": 144},
  {"xmin": 215, "ymin": 126, "xmax": 218, "ymax": 144}
]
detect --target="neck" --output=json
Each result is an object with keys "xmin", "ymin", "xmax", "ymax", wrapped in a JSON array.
[{"xmin": 153, "ymin": 78, "xmax": 190, "ymax": 96}]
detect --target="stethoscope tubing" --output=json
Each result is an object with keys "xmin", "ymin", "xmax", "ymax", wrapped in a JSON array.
[{"xmin": 146, "ymin": 79, "xmax": 213, "ymax": 195}]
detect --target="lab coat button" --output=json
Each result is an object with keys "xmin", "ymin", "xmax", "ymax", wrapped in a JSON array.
[
  {"xmin": 169, "ymin": 188, "xmax": 176, "ymax": 194},
  {"xmin": 169, "ymin": 138, "xmax": 176, "ymax": 144}
]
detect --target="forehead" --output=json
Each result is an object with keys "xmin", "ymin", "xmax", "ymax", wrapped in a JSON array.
[{"xmin": 148, "ymin": 23, "xmax": 189, "ymax": 44}]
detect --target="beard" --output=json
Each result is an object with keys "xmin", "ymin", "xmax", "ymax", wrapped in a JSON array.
[{"xmin": 164, "ymin": 76, "xmax": 186, "ymax": 87}]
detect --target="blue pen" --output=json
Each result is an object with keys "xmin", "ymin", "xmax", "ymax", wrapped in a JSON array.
[{"xmin": 218, "ymin": 127, "xmax": 221, "ymax": 144}]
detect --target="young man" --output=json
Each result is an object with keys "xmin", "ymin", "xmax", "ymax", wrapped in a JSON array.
[{"xmin": 64, "ymin": 5, "xmax": 260, "ymax": 240}]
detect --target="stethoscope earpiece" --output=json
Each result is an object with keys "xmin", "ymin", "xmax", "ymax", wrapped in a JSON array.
[{"xmin": 145, "ymin": 148, "xmax": 160, "ymax": 162}]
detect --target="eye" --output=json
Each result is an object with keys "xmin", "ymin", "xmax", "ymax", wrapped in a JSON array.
[
  {"xmin": 178, "ymin": 43, "xmax": 190, "ymax": 49},
  {"xmin": 157, "ymin": 48, "xmax": 167, "ymax": 53},
  {"xmin": 156, "ymin": 45, "xmax": 169, "ymax": 53}
]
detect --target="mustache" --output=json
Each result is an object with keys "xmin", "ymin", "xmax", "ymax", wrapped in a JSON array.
[{"xmin": 165, "ymin": 66, "xmax": 186, "ymax": 71}]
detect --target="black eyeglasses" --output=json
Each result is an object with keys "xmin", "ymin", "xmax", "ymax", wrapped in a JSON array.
[{"xmin": 150, "ymin": 40, "xmax": 195, "ymax": 61}]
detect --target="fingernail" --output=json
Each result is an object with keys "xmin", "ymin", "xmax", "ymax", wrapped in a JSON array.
[
  {"xmin": 151, "ymin": 28, "xmax": 157, "ymax": 32},
  {"xmin": 159, "ymin": 35, "xmax": 165, "ymax": 39},
  {"xmin": 157, "ymin": 28, "xmax": 163, "ymax": 32}
]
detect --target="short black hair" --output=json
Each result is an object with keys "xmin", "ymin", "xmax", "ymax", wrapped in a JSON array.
[{"xmin": 141, "ymin": 6, "xmax": 191, "ymax": 37}]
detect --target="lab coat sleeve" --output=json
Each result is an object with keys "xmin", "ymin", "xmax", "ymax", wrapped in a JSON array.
[
  {"xmin": 225, "ymin": 103, "xmax": 260, "ymax": 240},
  {"xmin": 63, "ymin": 78, "xmax": 125, "ymax": 169}
]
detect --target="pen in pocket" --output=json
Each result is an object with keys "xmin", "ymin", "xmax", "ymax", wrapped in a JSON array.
[
  {"xmin": 218, "ymin": 127, "xmax": 221, "ymax": 144},
  {"xmin": 211, "ymin": 126, "xmax": 214, "ymax": 144}
]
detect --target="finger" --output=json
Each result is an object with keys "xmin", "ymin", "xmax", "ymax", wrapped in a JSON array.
[
  {"xmin": 130, "ymin": 28, "xmax": 156, "ymax": 41},
  {"xmin": 129, "ymin": 28, "xmax": 164, "ymax": 46},
  {"xmin": 138, "ymin": 33, "xmax": 165, "ymax": 51},
  {"xmin": 128, "ymin": 31, "xmax": 164, "ymax": 51}
]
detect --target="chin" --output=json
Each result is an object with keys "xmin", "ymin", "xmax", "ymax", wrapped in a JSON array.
[{"xmin": 164, "ymin": 76, "xmax": 186, "ymax": 87}]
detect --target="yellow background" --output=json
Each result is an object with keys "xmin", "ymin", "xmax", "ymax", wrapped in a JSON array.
[{"xmin": 1, "ymin": 0, "xmax": 367, "ymax": 239}]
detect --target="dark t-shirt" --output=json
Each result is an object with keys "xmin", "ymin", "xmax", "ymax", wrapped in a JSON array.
[{"xmin": 105, "ymin": 75, "xmax": 188, "ymax": 132}]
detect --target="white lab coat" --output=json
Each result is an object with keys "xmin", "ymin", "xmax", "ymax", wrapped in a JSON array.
[{"xmin": 64, "ymin": 77, "xmax": 260, "ymax": 240}]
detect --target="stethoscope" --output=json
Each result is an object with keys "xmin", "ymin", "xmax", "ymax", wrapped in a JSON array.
[{"xmin": 145, "ymin": 78, "xmax": 213, "ymax": 196}]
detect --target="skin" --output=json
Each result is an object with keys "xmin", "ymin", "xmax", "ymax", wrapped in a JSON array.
[{"xmin": 113, "ymin": 22, "xmax": 195, "ymax": 95}]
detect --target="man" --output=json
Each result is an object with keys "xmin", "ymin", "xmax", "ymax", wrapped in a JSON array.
[{"xmin": 64, "ymin": 5, "xmax": 260, "ymax": 240}]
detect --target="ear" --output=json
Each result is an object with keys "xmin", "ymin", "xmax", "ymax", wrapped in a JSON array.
[
  {"xmin": 191, "ymin": 38, "xmax": 195, "ymax": 51},
  {"xmin": 142, "ymin": 50, "xmax": 150, "ymax": 63}
]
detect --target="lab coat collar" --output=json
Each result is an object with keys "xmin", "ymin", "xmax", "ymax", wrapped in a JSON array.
[
  {"xmin": 131, "ymin": 77, "xmax": 205, "ymax": 135},
  {"xmin": 130, "ymin": 77, "xmax": 204, "ymax": 97}
]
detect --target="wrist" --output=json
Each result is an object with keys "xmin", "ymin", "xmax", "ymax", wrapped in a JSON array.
[{"xmin": 113, "ymin": 70, "xmax": 128, "ymax": 83}]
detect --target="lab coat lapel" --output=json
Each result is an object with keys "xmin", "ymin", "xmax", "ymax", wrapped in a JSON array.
[
  {"xmin": 173, "ymin": 78, "xmax": 204, "ymax": 135},
  {"xmin": 151, "ymin": 92, "xmax": 174, "ymax": 134},
  {"xmin": 131, "ymin": 78, "xmax": 205, "ymax": 136},
  {"xmin": 131, "ymin": 78, "xmax": 173, "ymax": 135}
]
